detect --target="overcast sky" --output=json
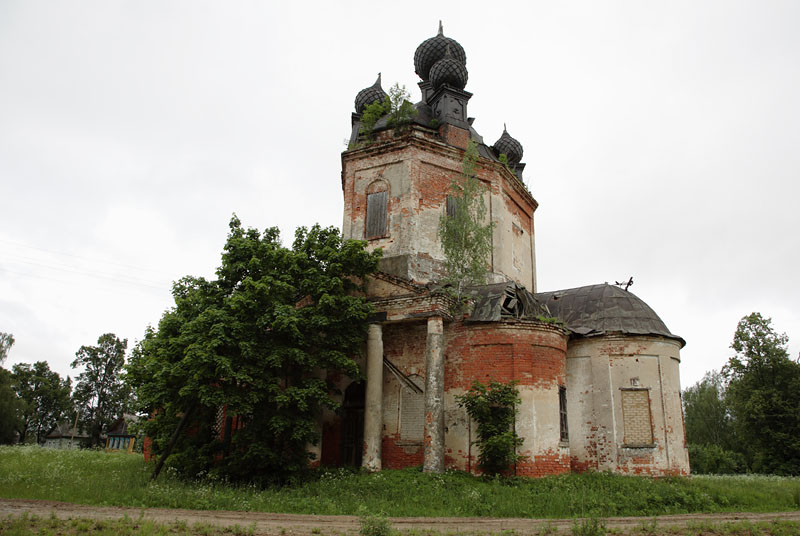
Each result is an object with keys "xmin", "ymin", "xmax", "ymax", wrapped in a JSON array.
[{"xmin": 1, "ymin": 1, "xmax": 798, "ymax": 390}]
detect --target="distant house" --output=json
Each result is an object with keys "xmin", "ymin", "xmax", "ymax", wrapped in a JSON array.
[
  {"xmin": 42, "ymin": 422, "xmax": 89, "ymax": 449},
  {"xmin": 104, "ymin": 415, "xmax": 139, "ymax": 453}
]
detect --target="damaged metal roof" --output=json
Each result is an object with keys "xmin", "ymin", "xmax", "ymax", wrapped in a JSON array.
[
  {"xmin": 466, "ymin": 281, "xmax": 551, "ymax": 322},
  {"xmin": 535, "ymin": 284, "xmax": 685, "ymax": 347}
]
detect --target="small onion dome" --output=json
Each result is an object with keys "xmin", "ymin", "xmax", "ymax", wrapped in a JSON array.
[
  {"xmin": 429, "ymin": 45, "xmax": 468, "ymax": 90},
  {"xmin": 414, "ymin": 21, "xmax": 466, "ymax": 82},
  {"xmin": 493, "ymin": 124, "xmax": 524, "ymax": 166},
  {"xmin": 355, "ymin": 73, "xmax": 388, "ymax": 114}
]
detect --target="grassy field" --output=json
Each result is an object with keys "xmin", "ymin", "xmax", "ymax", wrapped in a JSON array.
[
  {"xmin": 3, "ymin": 514, "xmax": 800, "ymax": 536},
  {"xmin": 1, "ymin": 446, "xmax": 799, "ymax": 518}
]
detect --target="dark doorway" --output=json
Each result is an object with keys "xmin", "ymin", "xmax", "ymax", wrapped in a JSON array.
[{"xmin": 340, "ymin": 381, "xmax": 365, "ymax": 467}]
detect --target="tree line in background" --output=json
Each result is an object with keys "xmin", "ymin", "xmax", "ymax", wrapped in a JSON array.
[
  {"xmin": 0, "ymin": 331, "xmax": 132, "ymax": 448},
  {"xmin": 683, "ymin": 312, "xmax": 800, "ymax": 475}
]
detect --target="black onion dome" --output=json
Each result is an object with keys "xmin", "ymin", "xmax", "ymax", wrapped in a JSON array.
[
  {"xmin": 429, "ymin": 46, "xmax": 468, "ymax": 90},
  {"xmin": 414, "ymin": 21, "xmax": 466, "ymax": 81},
  {"xmin": 493, "ymin": 124, "xmax": 524, "ymax": 165},
  {"xmin": 355, "ymin": 73, "xmax": 388, "ymax": 114}
]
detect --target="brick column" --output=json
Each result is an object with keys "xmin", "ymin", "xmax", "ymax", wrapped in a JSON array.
[
  {"xmin": 362, "ymin": 323, "xmax": 383, "ymax": 472},
  {"xmin": 423, "ymin": 315, "xmax": 445, "ymax": 473}
]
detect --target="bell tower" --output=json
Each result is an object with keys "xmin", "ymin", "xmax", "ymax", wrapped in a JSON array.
[{"xmin": 342, "ymin": 23, "xmax": 538, "ymax": 291}]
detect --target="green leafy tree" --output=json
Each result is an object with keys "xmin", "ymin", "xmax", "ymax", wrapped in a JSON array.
[
  {"xmin": 683, "ymin": 370, "xmax": 734, "ymax": 449},
  {"xmin": 127, "ymin": 217, "xmax": 381, "ymax": 483},
  {"xmin": 11, "ymin": 361, "xmax": 72, "ymax": 444},
  {"xmin": 0, "ymin": 332, "xmax": 14, "ymax": 363},
  {"xmin": 682, "ymin": 370, "xmax": 744, "ymax": 474},
  {"xmin": 722, "ymin": 312, "xmax": 800, "ymax": 475},
  {"xmin": 0, "ymin": 368, "xmax": 22, "ymax": 444},
  {"xmin": 0, "ymin": 333, "xmax": 21, "ymax": 444},
  {"xmin": 687, "ymin": 443, "xmax": 746, "ymax": 475},
  {"xmin": 71, "ymin": 334, "xmax": 132, "ymax": 447},
  {"xmin": 455, "ymin": 380, "xmax": 524, "ymax": 476},
  {"xmin": 438, "ymin": 139, "xmax": 494, "ymax": 300}
]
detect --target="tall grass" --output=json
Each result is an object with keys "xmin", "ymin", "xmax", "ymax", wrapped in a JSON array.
[{"xmin": 1, "ymin": 446, "xmax": 799, "ymax": 517}]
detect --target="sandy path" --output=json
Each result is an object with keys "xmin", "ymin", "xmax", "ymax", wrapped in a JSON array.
[{"xmin": 2, "ymin": 498, "xmax": 800, "ymax": 534}]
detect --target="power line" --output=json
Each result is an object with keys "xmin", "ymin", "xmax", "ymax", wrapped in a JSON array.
[
  {"xmin": 2, "ymin": 253, "xmax": 170, "ymax": 289},
  {"xmin": 0, "ymin": 238, "xmax": 176, "ymax": 278},
  {"xmin": 0, "ymin": 264, "xmax": 169, "ymax": 294}
]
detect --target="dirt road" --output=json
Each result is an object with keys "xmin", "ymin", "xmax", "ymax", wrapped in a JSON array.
[{"xmin": 2, "ymin": 498, "xmax": 800, "ymax": 534}]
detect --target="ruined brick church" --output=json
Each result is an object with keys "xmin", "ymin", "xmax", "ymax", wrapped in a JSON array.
[{"xmin": 317, "ymin": 24, "xmax": 690, "ymax": 476}]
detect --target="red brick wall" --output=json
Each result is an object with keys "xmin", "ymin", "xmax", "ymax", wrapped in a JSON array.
[
  {"xmin": 382, "ymin": 434, "xmax": 424, "ymax": 469},
  {"xmin": 444, "ymin": 321, "xmax": 568, "ymax": 391},
  {"xmin": 517, "ymin": 449, "xmax": 570, "ymax": 477},
  {"xmin": 371, "ymin": 318, "xmax": 570, "ymax": 477},
  {"xmin": 440, "ymin": 124, "xmax": 470, "ymax": 149}
]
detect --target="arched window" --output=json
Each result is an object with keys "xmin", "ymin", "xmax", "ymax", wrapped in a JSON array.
[
  {"xmin": 366, "ymin": 180, "xmax": 388, "ymax": 239},
  {"xmin": 400, "ymin": 375, "xmax": 425, "ymax": 442}
]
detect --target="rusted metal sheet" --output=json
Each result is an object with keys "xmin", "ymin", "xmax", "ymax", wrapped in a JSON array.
[{"xmin": 466, "ymin": 281, "xmax": 551, "ymax": 322}]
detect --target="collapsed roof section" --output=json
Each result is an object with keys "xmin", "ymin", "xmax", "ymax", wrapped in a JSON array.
[{"xmin": 466, "ymin": 281, "xmax": 551, "ymax": 322}]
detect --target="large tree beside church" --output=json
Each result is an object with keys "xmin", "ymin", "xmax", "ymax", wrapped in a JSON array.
[{"xmin": 127, "ymin": 217, "xmax": 380, "ymax": 483}]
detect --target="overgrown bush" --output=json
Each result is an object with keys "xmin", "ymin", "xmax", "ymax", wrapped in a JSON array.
[
  {"xmin": 359, "ymin": 84, "xmax": 416, "ymax": 143},
  {"xmin": 688, "ymin": 443, "xmax": 748, "ymax": 474},
  {"xmin": 455, "ymin": 380, "xmax": 524, "ymax": 476}
]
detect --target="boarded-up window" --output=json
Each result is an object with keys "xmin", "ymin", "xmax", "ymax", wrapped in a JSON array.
[
  {"xmin": 446, "ymin": 195, "xmax": 458, "ymax": 218},
  {"xmin": 559, "ymin": 385, "xmax": 569, "ymax": 442},
  {"xmin": 366, "ymin": 191, "xmax": 387, "ymax": 239},
  {"xmin": 621, "ymin": 388, "xmax": 654, "ymax": 447},
  {"xmin": 400, "ymin": 375, "xmax": 425, "ymax": 441}
]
